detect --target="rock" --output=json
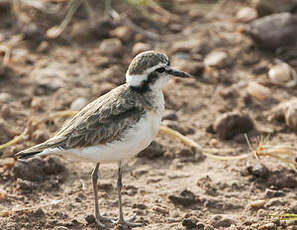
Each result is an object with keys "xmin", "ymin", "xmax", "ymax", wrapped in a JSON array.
[
  {"xmin": 213, "ymin": 112, "xmax": 254, "ymax": 140},
  {"xmin": 162, "ymin": 110, "xmax": 178, "ymax": 121},
  {"xmin": 14, "ymin": 158, "xmax": 45, "ymax": 182},
  {"xmin": 16, "ymin": 178, "xmax": 37, "ymax": 192},
  {"xmin": 70, "ymin": 97, "xmax": 88, "ymax": 111},
  {"xmin": 204, "ymin": 51, "xmax": 228, "ymax": 68},
  {"xmin": 89, "ymin": 18, "xmax": 114, "ymax": 39},
  {"xmin": 268, "ymin": 62, "xmax": 297, "ymax": 87},
  {"xmin": 22, "ymin": 23, "xmax": 44, "ymax": 43},
  {"xmin": 110, "ymin": 26, "xmax": 133, "ymax": 43},
  {"xmin": 247, "ymin": 81, "xmax": 271, "ymax": 101},
  {"xmin": 177, "ymin": 147, "xmax": 195, "ymax": 157},
  {"xmin": 132, "ymin": 42, "xmax": 152, "ymax": 56},
  {"xmin": 71, "ymin": 21, "xmax": 91, "ymax": 42},
  {"xmin": 85, "ymin": 214, "xmax": 95, "ymax": 224},
  {"xmin": 269, "ymin": 98, "xmax": 297, "ymax": 130},
  {"xmin": 265, "ymin": 189, "xmax": 285, "ymax": 198},
  {"xmin": 0, "ymin": 92, "xmax": 14, "ymax": 103},
  {"xmin": 0, "ymin": 62, "xmax": 7, "ymax": 77},
  {"xmin": 236, "ymin": 7, "xmax": 258, "ymax": 23},
  {"xmin": 213, "ymin": 218, "xmax": 234, "ymax": 228},
  {"xmin": 99, "ymin": 38, "xmax": 124, "ymax": 57},
  {"xmin": 137, "ymin": 141, "xmax": 164, "ymax": 159},
  {"xmin": 258, "ymin": 222, "xmax": 276, "ymax": 230},
  {"xmin": 0, "ymin": 119, "xmax": 11, "ymax": 144},
  {"xmin": 168, "ymin": 189, "xmax": 198, "ymax": 207},
  {"xmin": 30, "ymin": 97, "xmax": 44, "ymax": 112},
  {"xmin": 247, "ymin": 13, "xmax": 297, "ymax": 49},
  {"xmin": 249, "ymin": 200, "xmax": 266, "ymax": 208},
  {"xmin": 37, "ymin": 41, "xmax": 49, "ymax": 53},
  {"xmin": 182, "ymin": 217, "xmax": 197, "ymax": 229},
  {"xmin": 32, "ymin": 129, "xmax": 49, "ymax": 144},
  {"xmin": 255, "ymin": 0, "xmax": 297, "ymax": 16},
  {"xmin": 171, "ymin": 40, "xmax": 201, "ymax": 53},
  {"xmin": 247, "ymin": 164, "xmax": 269, "ymax": 178},
  {"xmin": 0, "ymin": 157, "xmax": 15, "ymax": 168},
  {"xmin": 31, "ymin": 63, "xmax": 67, "ymax": 92},
  {"xmin": 44, "ymin": 157, "xmax": 66, "ymax": 175}
]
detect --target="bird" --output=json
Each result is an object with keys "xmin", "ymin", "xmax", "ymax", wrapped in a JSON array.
[{"xmin": 15, "ymin": 50, "xmax": 191, "ymax": 228}]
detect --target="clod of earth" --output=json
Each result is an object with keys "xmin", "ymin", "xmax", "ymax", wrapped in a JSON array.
[
  {"xmin": 268, "ymin": 98, "xmax": 297, "ymax": 131},
  {"xmin": 137, "ymin": 141, "xmax": 164, "ymax": 159},
  {"xmin": 168, "ymin": 189, "xmax": 199, "ymax": 207},
  {"xmin": 13, "ymin": 157, "xmax": 65, "ymax": 182},
  {"xmin": 212, "ymin": 112, "xmax": 254, "ymax": 140}
]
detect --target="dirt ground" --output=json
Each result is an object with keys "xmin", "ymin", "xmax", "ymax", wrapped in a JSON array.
[{"xmin": 0, "ymin": 0, "xmax": 297, "ymax": 229}]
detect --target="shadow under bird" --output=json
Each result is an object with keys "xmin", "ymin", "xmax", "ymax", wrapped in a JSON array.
[{"xmin": 16, "ymin": 51, "xmax": 192, "ymax": 228}]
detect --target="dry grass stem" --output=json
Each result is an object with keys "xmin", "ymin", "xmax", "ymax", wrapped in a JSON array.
[
  {"xmin": 46, "ymin": 0, "xmax": 83, "ymax": 39},
  {"xmin": 245, "ymin": 134, "xmax": 297, "ymax": 171}
]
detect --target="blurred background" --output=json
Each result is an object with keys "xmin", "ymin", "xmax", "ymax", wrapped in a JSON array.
[{"xmin": 0, "ymin": 0, "xmax": 297, "ymax": 229}]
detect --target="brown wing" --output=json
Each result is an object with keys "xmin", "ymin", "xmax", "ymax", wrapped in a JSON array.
[{"xmin": 16, "ymin": 85, "xmax": 145, "ymax": 158}]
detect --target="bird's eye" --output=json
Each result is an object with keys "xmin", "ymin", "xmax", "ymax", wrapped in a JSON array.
[{"xmin": 156, "ymin": 67, "xmax": 165, "ymax": 73}]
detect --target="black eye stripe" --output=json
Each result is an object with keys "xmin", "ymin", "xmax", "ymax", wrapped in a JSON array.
[{"xmin": 156, "ymin": 67, "xmax": 165, "ymax": 73}]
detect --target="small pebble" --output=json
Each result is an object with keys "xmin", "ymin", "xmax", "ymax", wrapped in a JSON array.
[
  {"xmin": 99, "ymin": 38, "xmax": 124, "ymax": 56},
  {"xmin": 182, "ymin": 217, "xmax": 197, "ymax": 229},
  {"xmin": 214, "ymin": 218, "xmax": 234, "ymax": 228},
  {"xmin": 110, "ymin": 26, "xmax": 133, "ymax": 43},
  {"xmin": 258, "ymin": 222, "xmax": 276, "ymax": 230},
  {"xmin": 268, "ymin": 62, "xmax": 297, "ymax": 87},
  {"xmin": 250, "ymin": 200, "xmax": 266, "ymax": 208},
  {"xmin": 85, "ymin": 214, "xmax": 95, "ymax": 224},
  {"xmin": 0, "ymin": 157, "xmax": 15, "ymax": 168},
  {"xmin": 236, "ymin": 7, "xmax": 258, "ymax": 22},
  {"xmin": 70, "ymin": 97, "xmax": 88, "ymax": 111},
  {"xmin": 168, "ymin": 189, "xmax": 197, "ymax": 207},
  {"xmin": 247, "ymin": 81, "xmax": 271, "ymax": 101},
  {"xmin": 204, "ymin": 51, "xmax": 228, "ymax": 68},
  {"xmin": 0, "ymin": 92, "xmax": 13, "ymax": 103}
]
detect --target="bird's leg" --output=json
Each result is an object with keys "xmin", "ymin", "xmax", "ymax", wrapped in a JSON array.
[
  {"xmin": 115, "ymin": 161, "xmax": 142, "ymax": 227},
  {"xmin": 91, "ymin": 163, "xmax": 115, "ymax": 227}
]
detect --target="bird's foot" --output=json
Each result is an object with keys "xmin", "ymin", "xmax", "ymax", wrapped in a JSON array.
[
  {"xmin": 95, "ymin": 214, "xmax": 117, "ymax": 228},
  {"xmin": 114, "ymin": 214, "xmax": 143, "ymax": 228}
]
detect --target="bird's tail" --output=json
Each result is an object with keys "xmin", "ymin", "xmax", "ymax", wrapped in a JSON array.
[
  {"xmin": 15, "ymin": 137, "xmax": 64, "ymax": 159},
  {"xmin": 15, "ymin": 143, "xmax": 47, "ymax": 159}
]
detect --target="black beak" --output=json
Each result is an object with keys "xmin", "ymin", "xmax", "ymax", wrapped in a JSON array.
[{"xmin": 165, "ymin": 68, "xmax": 192, "ymax": 78}]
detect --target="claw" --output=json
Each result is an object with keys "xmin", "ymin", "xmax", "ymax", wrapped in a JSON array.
[
  {"xmin": 115, "ymin": 214, "xmax": 143, "ymax": 228},
  {"xmin": 96, "ymin": 219, "xmax": 106, "ymax": 228}
]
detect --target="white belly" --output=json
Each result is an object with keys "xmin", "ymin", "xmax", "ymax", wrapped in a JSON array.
[{"xmin": 61, "ymin": 111, "xmax": 162, "ymax": 162}]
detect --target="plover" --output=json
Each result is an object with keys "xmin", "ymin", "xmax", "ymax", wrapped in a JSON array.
[{"xmin": 16, "ymin": 51, "xmax": 191, "ymax": 228}]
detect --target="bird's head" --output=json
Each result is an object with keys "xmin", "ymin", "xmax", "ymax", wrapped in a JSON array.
[{"xmin": 126, "ymin": 51, "xmax": 191, "ymax": 92}]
